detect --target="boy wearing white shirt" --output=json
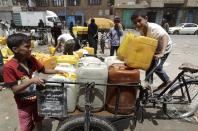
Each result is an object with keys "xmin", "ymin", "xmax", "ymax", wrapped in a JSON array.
[
  {"xmin": 53, "ymin": 33, "xmax": 75, "ymax": 55},
  {"xmin": 131, "ymin": 11, "xmax": 172, "ymax": 91}
]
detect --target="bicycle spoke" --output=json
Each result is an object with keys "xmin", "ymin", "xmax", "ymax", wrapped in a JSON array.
[{"xmin": 165, "ymin": 80, "xmax": 198, "ymax": 119}]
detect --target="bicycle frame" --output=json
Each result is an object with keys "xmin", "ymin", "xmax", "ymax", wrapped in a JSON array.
[{"xmin": 140, "ymin": 61, "xmax": 198, "ymax": 120}]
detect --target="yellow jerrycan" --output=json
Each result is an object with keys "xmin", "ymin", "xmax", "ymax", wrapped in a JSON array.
[
  {"xmin": 117, "ymin": 32, "xmax": 135, "ymax": 60},
  {"xmin": 56, "ymin": 55, "xmax": 79, "ymax": 65},
  {"xmin": 125, "ymin": 36, "xmax": 157, "ymax": 70}
]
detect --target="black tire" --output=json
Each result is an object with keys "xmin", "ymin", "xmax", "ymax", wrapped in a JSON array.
[
  {"xmin": 173, "ymin": 30, "xmax": 179, "ymax": 35},
  {"xmin": 194, "ymin": 30, "xmax": 198, "ymax": 35},
  {"xmin": 58, "ymin": 116, "xmax": 117, "ymax": 131},
  {"xmin": 165, "ymin": 79, "xmax": 198, "ymax": 119}
]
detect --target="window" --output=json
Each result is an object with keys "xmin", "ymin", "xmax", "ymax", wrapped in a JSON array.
[
  {"xmin": 1, "ymin": 0, "xmax": 8, "ymax": 5},
  {"xmin": 67, "ymin": 0, "xmax": 80, "ymax": 6},
  {"xmin": 88, "ymin": 0, "xmax": 101, "ymax": 5},
  {"xmin": 184, "ymin": 24, "xmax": 196, "ymax": 27},
  {"xmin": 36, "ymin": 0, "xmax": 49, "ymax": 7},
  {"xmin": 47, "ymin": 17, "xmax": 54, "ymax": 22},
  {"xmin": 12, "ymin": 0, "xmax": 27, "ymax": 5},
  {"xmin": 52, "ymin": 0, "xmax": 64, "ymax": 7}
]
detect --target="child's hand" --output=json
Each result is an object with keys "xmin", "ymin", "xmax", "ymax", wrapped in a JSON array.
[
  {"xmin": 56, "ymin": 70, "xmax": 65, "ymax": 74},
  {"xmin": 30, "ymin": 78, "xmax": 44, "ymax": 86},
  {"xmin": 154, "ymin": 54, "xmax": 163, "ymax": 59}
]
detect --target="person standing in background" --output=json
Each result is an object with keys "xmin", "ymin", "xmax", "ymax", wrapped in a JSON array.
[
  {"xmin": 38, "ymin": 19, "xmax": 45, "ymax": 28},
  {"xmin": 108, "ymin": 16, "xmax": 123, "ymax": 56},
  {"xmin": 69, "ymin": 22, "xmax": 74, "ymax": 36},
  {"xmin": 161, "ymin": 18, "xmax": 169, "ymax": 33},
  {"xmin": 100, "ymin": 30, "xmax": 106, "ymax": 54},
  {"xmin": 88, "ymin": 18, "xmax": 98, "ymax": 54},
  {"xmin": 51, "ymin": 22, "xmax": 62, "ymax": 47}
]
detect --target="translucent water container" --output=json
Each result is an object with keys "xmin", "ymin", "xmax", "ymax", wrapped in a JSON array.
[
  {"xmin": 76, "ymin": 61, "xmax": 108, "ymax": 112},
  {"xmin": 47, "ymin": 74, "xmax": 78, "ymax": 112}
]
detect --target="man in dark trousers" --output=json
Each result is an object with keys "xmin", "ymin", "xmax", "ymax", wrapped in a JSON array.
[
  {"xmin": 51, "ymin": 22, "xmax": 62, "ymax": 47},
  {"xmin": 38, "ymin": 19, "xmax": 45, "ymax": 28},
  {"xmin": 88, "ymin": 18, "xmax": 98, "ymax": 54}
]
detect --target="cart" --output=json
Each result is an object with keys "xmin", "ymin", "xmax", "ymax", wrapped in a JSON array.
[
  {"xmin": 36, "ymin": 80, "xmax": 143, "ymax": 131},
  {"xmin": 72, "ymin": 26, "xmax": 89, "ymax": 48}
]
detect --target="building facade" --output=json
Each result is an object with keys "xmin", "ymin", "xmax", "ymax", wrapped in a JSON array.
[
  {"xmin": 114, "ymin": 0, "xmax": 198, "ymax": 28},
  {"xmin": 1, "ymin": 0, "xmax": 198, "ymax": 29},
  {"xmin": 0, "ymin": 0, "xmax": 13, "ymax": 22},
  {"xmin": 34, "ymin": 0, "xmax": 112, "ymax": 27},
  {"xmin": 0, "ymin": 0, "xmax": 29, "ymax": 22}
]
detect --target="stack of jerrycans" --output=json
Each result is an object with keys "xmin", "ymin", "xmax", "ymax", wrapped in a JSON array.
[
  {"xmin": 106, "ymin": 63, "xmax": 140, "ymax": 114},
  {"xmin": 76, "ymin": 57, "xmax": 108, "ymax": 112}
]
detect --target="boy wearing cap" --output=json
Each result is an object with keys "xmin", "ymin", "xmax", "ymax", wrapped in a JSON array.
[{"xmin": 108, "ymin": 17, "xmax": 123, "ymax": 56}]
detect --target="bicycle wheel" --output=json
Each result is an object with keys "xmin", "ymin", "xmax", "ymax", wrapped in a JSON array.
[
  {"xmin": 165, "ymin": 79, "xmax": 198, "ymax": 119},
  {"xmin": 58, "ymin": 116, "xmax": 117, "ymax": 131}
]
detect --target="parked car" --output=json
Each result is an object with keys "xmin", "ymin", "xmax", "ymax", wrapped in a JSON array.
[{"xmin": 169, "ymin": 23, "xmax": 198, "ymax": 35}]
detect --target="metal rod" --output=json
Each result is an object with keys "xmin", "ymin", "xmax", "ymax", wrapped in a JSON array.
[
  {"xmin": 43, "ymin": 80, "xmax": 141, "ymax": 88},
  {"xmin": 114, "ymin": 86, "xmax": 121, "ymax": 115},
  {"xmin": 157, "ymin": 71, "xmax": 185, "ymax": 98},
  {"xmin": 182, "ymin": 76, "xmax": 192, "ymax": 103}
]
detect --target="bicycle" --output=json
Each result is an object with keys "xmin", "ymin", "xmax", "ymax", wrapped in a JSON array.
[{"xmin": 136, "ymin": 61, "xmax": 198, "ymax": 123}]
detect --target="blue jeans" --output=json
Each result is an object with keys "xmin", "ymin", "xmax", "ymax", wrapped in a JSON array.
[{"xmin": 146, "ymin": 53, "xmax": 170, "ymax": 84}]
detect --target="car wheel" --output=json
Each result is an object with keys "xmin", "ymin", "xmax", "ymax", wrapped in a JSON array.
[
  {"xmin": 194, "ymin": 30, "xmax": 198, "ymax": 35},
  {"xmin": 173, "ymin": 30, "xmax": 179, "ymax": 35}
]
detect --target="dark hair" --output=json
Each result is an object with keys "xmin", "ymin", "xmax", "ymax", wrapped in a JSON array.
[
  {"xmin": 131, "ymin": 11, "xmax": 147, "ymax": 21},
  {"xmin": 7, "ymin": 33, "xmax": 30, "ymax": 51},
  {"xmin": 114, "ymin": 16, "xmax": 120, "ymax": 23},
  {"xmin": 91, "ymin": 18, "xmax": 95, "ymax": 23}
]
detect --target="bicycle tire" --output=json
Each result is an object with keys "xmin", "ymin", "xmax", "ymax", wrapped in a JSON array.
[
  {"xmin": 58, "ymin": 116, "xmax": 117, "ymax": 131},
  {"xmin": 165, "ymin": 79, "xmax": 198, "ymax": 119}
]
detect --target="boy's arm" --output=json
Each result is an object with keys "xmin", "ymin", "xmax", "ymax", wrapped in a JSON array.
[
  {"xmin": 43, "ymin": 68, "xmax": 61, "ymax": 74},
  {"xmin": 155, "ymin": 34, "xmax": 169, "ymax": 58},
  {"xmin": 10, "ymin": 78, "xmax": 44, "ymax": 93},
  {"xmin": 52, "ymin": 41, "xmax": 61, "ymax": 55}
]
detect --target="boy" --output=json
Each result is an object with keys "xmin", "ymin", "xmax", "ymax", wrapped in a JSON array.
[
  {"xmin": 131, "ymin": 11, "xmax": 172, "ymax": 91},
  {"xmin": 100, "ymin": 30, "xmax": 106, "ymax": 54},
  {"xmin": 3, "ymin": 33, "xmax": 60, "ymax": 131},
  {"xmin": 53, "ymin": 33, "xmax": 75, "ymax": 55},
  {"xmin": 108, "ymin": 16, "xmax": 123, "ymax": 56}
]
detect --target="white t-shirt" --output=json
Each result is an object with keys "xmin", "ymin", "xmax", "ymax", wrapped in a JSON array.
[
  {"xmin": 140, "ymin": 22, "xmax": 172, "ymax": 54},
  {"xmin": 57, "ymin": 33, "xmax": 74, "ymax": 42}
]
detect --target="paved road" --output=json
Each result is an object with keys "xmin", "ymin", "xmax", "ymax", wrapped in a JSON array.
[{"xmin": 0, "ymin": 34, "xmax": 198, "ymax": 131}]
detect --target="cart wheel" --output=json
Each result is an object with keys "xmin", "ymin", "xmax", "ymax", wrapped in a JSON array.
[{"xmin": 58, "ymin": 116, "xmax": 117, "ymax": 131}]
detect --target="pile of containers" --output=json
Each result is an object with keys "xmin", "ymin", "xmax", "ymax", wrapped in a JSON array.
[{"xmin": 45, "ymin": 55, "xmax": 140, "ymax": 115}]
